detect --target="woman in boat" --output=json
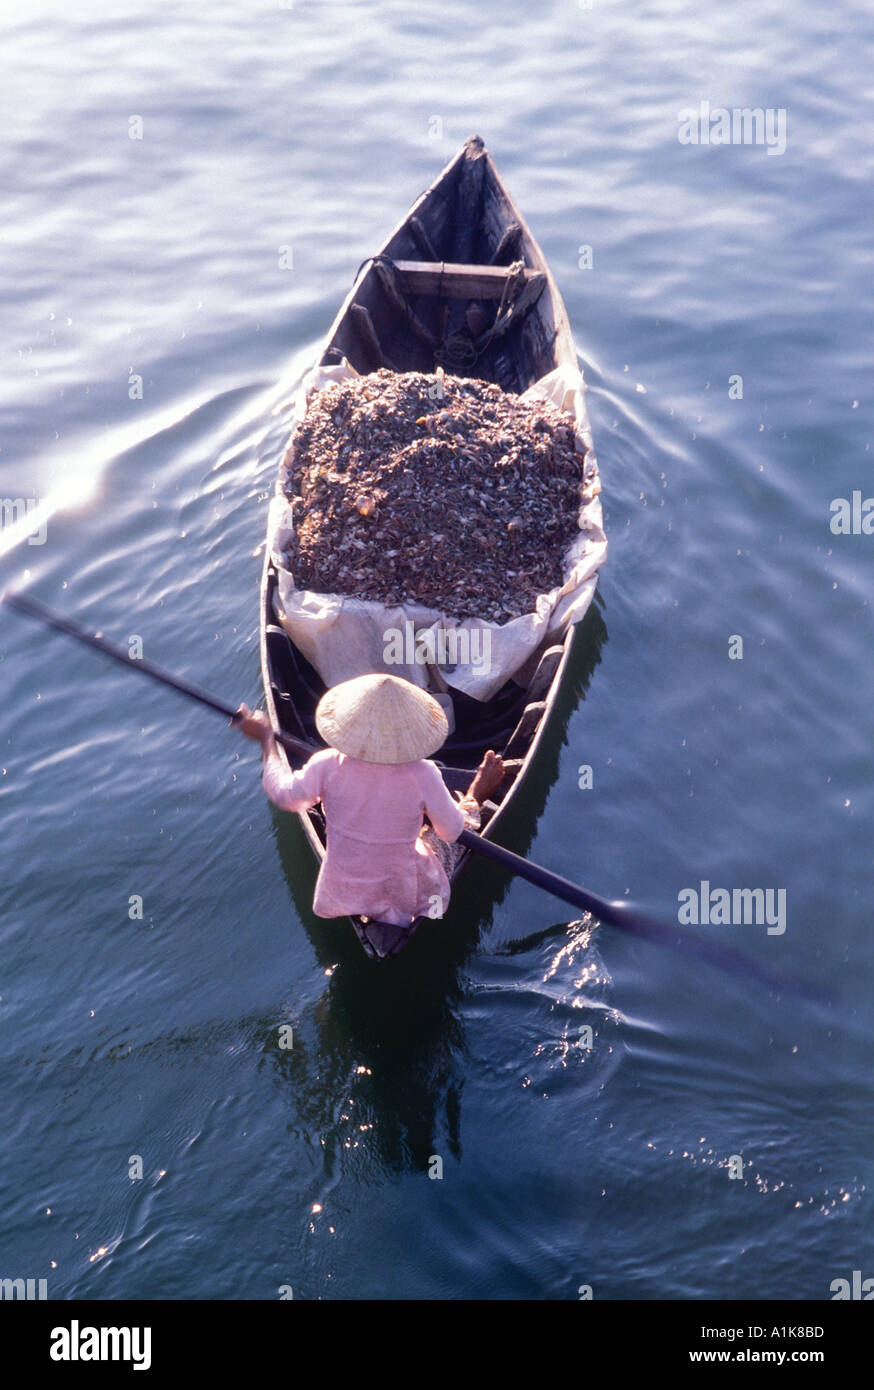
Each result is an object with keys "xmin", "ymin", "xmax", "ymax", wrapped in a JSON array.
[{"xmin": 235, "ymin": 673, "xmax": 505, "ymax": 928}]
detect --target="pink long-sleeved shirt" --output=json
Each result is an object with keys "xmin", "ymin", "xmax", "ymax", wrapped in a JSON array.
[{"xmin": 262, "ymin": 747, "xmax": 478, "ymax": 926}]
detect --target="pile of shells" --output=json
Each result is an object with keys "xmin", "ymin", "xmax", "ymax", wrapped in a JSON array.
[{"xmin": 282, "ymin": 369, "xmax": 584, "ymax": 624}]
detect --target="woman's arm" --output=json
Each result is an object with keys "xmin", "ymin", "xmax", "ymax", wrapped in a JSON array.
[{"xmin": 234, "ymin": 704, "xmax": 324, "ymax": 812}]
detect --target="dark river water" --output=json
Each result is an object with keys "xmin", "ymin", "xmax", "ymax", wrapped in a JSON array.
[{"xmin": 1, "ymin": 0, "xmax": 871, "ymax": 1300}]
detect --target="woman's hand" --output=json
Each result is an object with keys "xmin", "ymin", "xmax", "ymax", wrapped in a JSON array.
[
  {"xmin": 467, "ymin": 749, "xmax": 505, "ymax": 804},
  {"xmin": 232, "ymin": 704, "xmax": 275, "ymax": 747}
]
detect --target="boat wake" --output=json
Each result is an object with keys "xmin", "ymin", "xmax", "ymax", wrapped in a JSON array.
[
  {"xmin": 492, "ymin": 914, "xmax": 596, "ymax": 957},
  {"xmin": 474, "ymin": 916, "xmax": 625, "ymax": 1098},
  {"xmin": 0, "ymin": 340, "xmax": 319, "ymax": 584}
]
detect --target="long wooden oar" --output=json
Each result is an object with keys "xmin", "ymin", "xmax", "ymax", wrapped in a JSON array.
[
  {"xmin": 459, "ymin": 825, "xmax": 823, "ymax": 998},
  {"xmin": 4, "ymin": 589, "xmax": 316, "ymax": 763},
  {"xmin": 3, "ymin": 590, "xmax": 823, "ymax": 996}
]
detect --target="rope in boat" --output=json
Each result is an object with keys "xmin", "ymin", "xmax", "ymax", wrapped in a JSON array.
[
  {"xmin": 435, "ymin": 258, "xmax": 527, "ymax": 371},
  {"xmin": 350, "ymin": 253, "xmax": 528, "ymax": 374}
]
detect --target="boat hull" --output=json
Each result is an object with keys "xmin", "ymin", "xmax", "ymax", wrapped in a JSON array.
[{"xmin": 260, "ymin": 136, "xmax": 595, "ymax": 959}]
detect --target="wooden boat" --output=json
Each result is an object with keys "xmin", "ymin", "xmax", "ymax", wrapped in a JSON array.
[{"xmin": 260, "ymin": 135, "xmax": 593, "ymax": 960}]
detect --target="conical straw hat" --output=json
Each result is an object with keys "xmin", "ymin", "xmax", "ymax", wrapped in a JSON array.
[{"xmin": 315, "ymin": 674, "xmax": 449, "ymax": 764}]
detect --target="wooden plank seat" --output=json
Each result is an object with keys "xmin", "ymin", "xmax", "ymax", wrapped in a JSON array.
[{"xmin": 391, "ymin": 259, "xmax": 545, "ymax": 299}]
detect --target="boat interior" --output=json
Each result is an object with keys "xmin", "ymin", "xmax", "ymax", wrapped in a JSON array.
[
  {"xmin": 264, "ymin": 594, "xmax": 567, "ymax": 792},
  {"xmin": 319, "ymin": 136, "xmax": 563, "ymax": 390}
]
